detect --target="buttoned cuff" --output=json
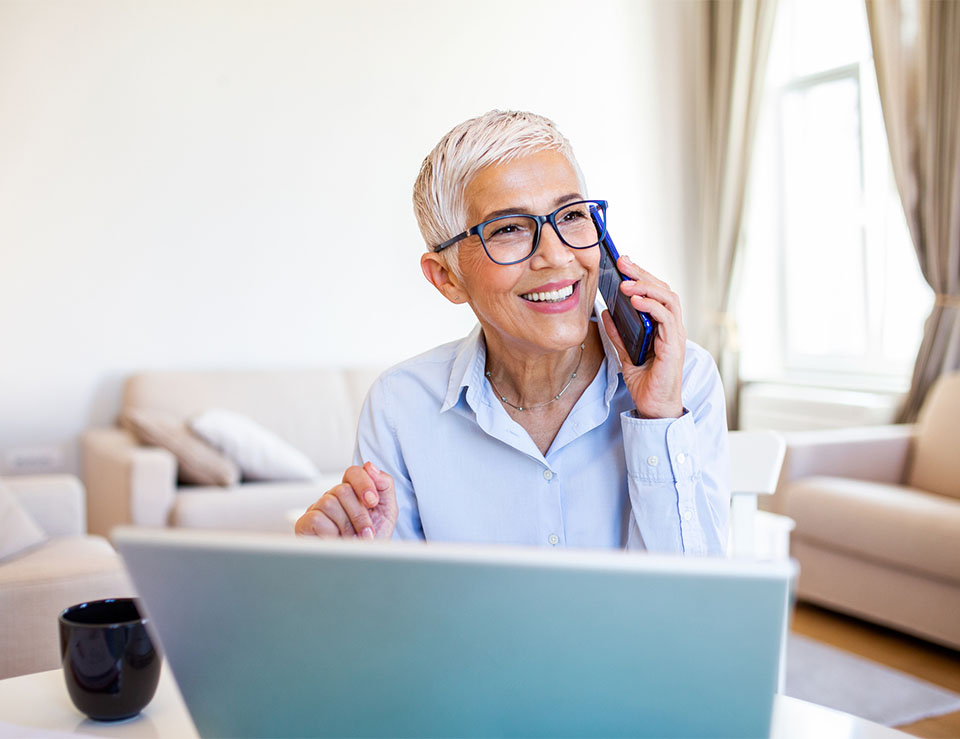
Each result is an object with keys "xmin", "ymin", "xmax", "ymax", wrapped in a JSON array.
[{"xmin": 620, "ymin": 409, "xmax": 698, "ymax": 483}]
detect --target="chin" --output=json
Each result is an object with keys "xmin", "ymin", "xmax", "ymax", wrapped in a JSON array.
[{"xmin": 526, "ymin": 321, "xmax": 591, "ymax": 353}]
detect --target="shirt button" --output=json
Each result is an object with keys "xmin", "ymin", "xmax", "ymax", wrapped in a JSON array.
[
  {"xmin": 543, "ymin": 469, "xmax": 553, "ymax": 481},
  {"xmin": 676, "ymin": 453, "xmax": 687, "ymax": 464},
  {"xmin": 682, "ymin": 510, "xmax": 693, "ymax": 522},
  {"xmin": 647, "ymin": 455, "xmax": 659, "ymax": 466},
  {"xmin": 548, "ymin": 534, "xmax": 559, "ymax": 545}
]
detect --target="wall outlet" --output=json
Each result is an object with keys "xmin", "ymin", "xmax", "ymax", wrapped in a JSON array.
[{"xmin": 3, "ymin": 445, "xmax": 65, "ymax": 474}]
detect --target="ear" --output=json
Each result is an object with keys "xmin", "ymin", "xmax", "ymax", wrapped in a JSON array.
[{"xmin": 421, "ymin": 252, "xmax": 468, "ymax": 304}]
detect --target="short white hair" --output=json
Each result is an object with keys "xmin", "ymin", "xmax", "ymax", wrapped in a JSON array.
[{"xmin": 412, "ymin": 110, "xmax": 587, "ymax": 275}]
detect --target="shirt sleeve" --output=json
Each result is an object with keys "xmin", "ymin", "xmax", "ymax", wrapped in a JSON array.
[
  {"xmin": 352, "ymin": 373, "xmax": 425, "ymax": 541},
  {"xmin": 620, "ymin": 345, "xmax": 730, "ymax": 556}
]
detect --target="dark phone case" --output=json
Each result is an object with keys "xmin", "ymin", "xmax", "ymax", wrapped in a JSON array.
[{"xmin": 595, "ymin": 223, "xmax": 655, "ymax": 366}]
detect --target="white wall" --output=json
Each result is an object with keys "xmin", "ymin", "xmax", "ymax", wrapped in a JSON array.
[{"xmin": 0, "ymin": 0, "xmax": 701, "ymax": 475}]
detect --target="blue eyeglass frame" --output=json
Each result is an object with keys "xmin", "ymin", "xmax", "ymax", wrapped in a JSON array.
[{"xmin": 432, "ymin": 199, "xmax": 609, "ymax": 266}]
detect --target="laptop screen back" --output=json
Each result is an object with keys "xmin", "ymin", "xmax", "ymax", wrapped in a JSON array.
[{"xmin": 114, "ymin": 528, "xmax": 794, "ymax": 738}]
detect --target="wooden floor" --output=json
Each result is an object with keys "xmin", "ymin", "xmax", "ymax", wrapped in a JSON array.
[{"xmin": 792, "ymin": 602, "xmax": 960, "ymax": 738}]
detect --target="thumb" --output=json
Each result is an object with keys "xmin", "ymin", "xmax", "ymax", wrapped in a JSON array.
[{"xmin": 601, "ymin": 309, "xmax": 634, "ymax": 369}]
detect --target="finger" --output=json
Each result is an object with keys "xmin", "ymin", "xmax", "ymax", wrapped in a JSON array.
[
  {"xmin": 295, "ymin": 508, "xmax": 341, "ymax": 537},
  {"xmin": 314, "ymin": 488, "xmax": 357, "ymax": 536},
  {"xmin": 622, "ymin": 283, "xmax": 682, "ymax": 331},
  {"xmin": 332, "ymin": 487, "xmax": 376, "ymax": 539},
  {"xmin": 627, "ymin": 292, "xmax": 677, "ymax": 329},
  {"xmin": 343, "ymin": 466, "xmax": 379, "ymax": 508},
  {"xmin": 616, "ymin": 256, "xmax": 670, "ymax": 290},
  {"xmin": 629, "ymin": 295, "xmax": 672, "ymax": 327},
  {"xmin": 629, "ymin": 296, "xmax": 683, "ymax": 348},
  {"xmin": 600, "ymin": 309, "xmax": 634, "ymax": 368},
  {"xmin": 620, "ymin": 281, "xmax": 682, "ymax": 321}
]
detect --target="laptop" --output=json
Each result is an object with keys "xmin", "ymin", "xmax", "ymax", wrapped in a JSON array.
[{"xmin": 113, "ymin": 527, "xmax": 796, "ymax": 738}]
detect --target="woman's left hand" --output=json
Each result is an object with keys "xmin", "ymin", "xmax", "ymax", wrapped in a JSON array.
[{"xmin": 600, "ymin": 255, "xmax": 685, "ymax": 419}]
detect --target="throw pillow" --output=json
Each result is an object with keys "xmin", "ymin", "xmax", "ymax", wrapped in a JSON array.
[
  {"xmin": 0, "ymin": 480, "xmax": 48, "ymax": 562},
  {"xmin": 189, "ymin": 409, "xmax": 319, "ymax": 481},
  {"xmin": 121, "ymin": 408, "xmax": 241, "ymax": 486}
]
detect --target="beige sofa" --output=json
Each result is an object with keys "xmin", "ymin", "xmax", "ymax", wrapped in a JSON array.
[
  {"xmin": 0, "ymin": 475, "xmax": 134, "ymax": 679},
  {"xmin": 82, "ymin": 369, "xmax": 381, "ymax": 536},
  {"xmin": 770, "ymin": 372, "xmax": 960, "ymax": 649}
]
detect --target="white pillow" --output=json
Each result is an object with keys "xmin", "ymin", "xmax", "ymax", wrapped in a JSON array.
[
  {"xmin": 189, "ymin": 410, "xmax": 320, "ymax": 482},
  {"xmin": 0, "ymin": 481, "xmax": 48, "ymax": 562}
]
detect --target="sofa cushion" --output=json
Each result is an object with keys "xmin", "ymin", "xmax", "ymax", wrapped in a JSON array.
[
  {"xmin": 171, "ymin": 476, "xmax": 341, "ymax": 532},
  {"xmin": 121, "ymin": 408, "xmax": 240, "ymax": 487},
  {"xmin": 190, "ymin": 410, "xmax": 319, "ymax": 481},
  {"xmin": 907, "ymin": 372, "xmax": 960, "ymax": 499},
  {"xmin": 783, "ymin": 476, "xmax": 960, "ymax": 584},
  {"xmin": 0, "ymin": 482, "xmax": 48, "ymax": 563}
]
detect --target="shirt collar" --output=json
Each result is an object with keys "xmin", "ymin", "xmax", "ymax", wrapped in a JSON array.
[
  {"xmin": 440, "ymin": 296, "xmax": 623, "ymax": 413},
  {"xmin": 441, "ymin": 323, "xmax": 486, "ymax": 413}
]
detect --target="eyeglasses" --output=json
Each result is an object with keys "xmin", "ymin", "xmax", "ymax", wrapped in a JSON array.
[{"xmin": 432, "ymin": 199, "xmax": 608, "ymax": 266}]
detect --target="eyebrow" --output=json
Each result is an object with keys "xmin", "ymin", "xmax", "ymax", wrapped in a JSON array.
[{"xmin": 480, "ymin": 193, "xmax": 584, "ymax": 222}]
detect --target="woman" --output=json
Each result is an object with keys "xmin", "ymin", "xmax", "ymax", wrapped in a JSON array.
[{"xmin": 296, "ymin": 110, "xmax": 729, "ymax": 555}]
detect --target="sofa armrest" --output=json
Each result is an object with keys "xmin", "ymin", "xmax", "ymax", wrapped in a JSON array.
[
  {"xmin": 2, "ymin": 474, "xmax": 86, "ymax": 537},
  {"xmin": 770, "ymin": 425, "xmax": 915, "ymax": 512},
  {"xmin": 82, "ymin": 428, "xmax": 177, "ymax": 536}
]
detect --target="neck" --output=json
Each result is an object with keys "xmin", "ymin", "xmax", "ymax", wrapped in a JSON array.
[{"xmin": 483, "ymin": 322, "xmax": 603, "ymax": 410}]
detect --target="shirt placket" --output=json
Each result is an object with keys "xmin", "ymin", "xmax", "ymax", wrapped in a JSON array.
[{"xmin": 538, "ymin": 464, "xmax": 565, "ymax": 547}]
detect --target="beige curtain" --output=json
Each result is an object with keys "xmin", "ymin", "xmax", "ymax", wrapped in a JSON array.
[
  {"xmin": 866, "ymin": 0, "xmax": 960, "ymax": 422},
  {"xmin": 697, "ymin": 0, "xmax": 779, "ymax": 429}
]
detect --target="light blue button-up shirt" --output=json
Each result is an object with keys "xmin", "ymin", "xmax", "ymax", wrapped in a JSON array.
[{"xmin": 353, "ymin": 302, "xmax": 730, "ymax": 555}]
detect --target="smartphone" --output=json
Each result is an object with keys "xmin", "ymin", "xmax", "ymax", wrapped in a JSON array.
[{"xmin": 593, "ymin": 210, "xmax": 655, "ymax": 366}]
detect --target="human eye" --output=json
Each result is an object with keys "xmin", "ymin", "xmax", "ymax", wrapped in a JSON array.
[
  {"xmin": 559, "ymin": 203, "xmax": 589, "ymax": 221},
  {"xmin": 491, "ymin": 223, "xmax": 522, "ymax": 236},
  {"xmin": 483, "ymin": 216, "xmax": 533, "ymax": 241}
]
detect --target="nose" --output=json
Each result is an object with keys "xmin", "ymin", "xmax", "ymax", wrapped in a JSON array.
[{"xmin": 531, "ymin": 221, "xmax": 574, "ymax": 268}]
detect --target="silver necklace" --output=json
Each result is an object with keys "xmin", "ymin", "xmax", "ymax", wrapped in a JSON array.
[{"xmin": 485, "ymin": 343, "xmax": 585, "ymax": 412}]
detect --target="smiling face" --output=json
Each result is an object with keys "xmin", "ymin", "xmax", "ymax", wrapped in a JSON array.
[{"xmin": 432, "ymin": 149, "xmax": 601, "ymax": 359}]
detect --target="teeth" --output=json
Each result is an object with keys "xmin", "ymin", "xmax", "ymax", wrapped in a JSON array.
[{"xmin": 522, "ymin": 284, "xmax": 575, "ymax": 303}]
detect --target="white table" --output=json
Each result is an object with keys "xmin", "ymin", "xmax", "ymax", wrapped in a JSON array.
[
  {"xmin": 0, "ymin": 666, "xmax": 197, "ymax": 738},
  {"xmin": 0, "ymin": 666, "xmax": 908, "ymax": 738}
]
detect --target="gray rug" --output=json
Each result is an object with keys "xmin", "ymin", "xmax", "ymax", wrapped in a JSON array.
[{"xmin": 785, "ymin": 633, "xmax": 960, "ymax": 727}]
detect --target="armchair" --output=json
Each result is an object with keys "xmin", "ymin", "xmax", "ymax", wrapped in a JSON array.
[{"xmin": 772, "ymin": 372, "xmax": 960, "ymax": 649}]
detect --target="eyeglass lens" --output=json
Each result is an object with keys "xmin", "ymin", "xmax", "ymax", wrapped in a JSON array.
[{"xmin": 480, "ymin": 202, "xmax": 604, "ymax": 264}]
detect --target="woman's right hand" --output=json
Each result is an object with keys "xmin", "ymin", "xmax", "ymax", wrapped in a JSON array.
[{"xmin": 294, "ymin": 461, "xmax": 398, "ymax": 539}]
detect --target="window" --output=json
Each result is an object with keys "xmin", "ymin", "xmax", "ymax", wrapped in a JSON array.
[{"xmin": 736, "ymin": 0, "xmax": 932, "ymax": 389}]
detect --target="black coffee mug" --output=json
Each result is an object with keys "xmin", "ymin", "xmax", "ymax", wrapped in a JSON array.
[{"xmin": 59, "ymin": 598, "xmax": 161, "ymax": 721}]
